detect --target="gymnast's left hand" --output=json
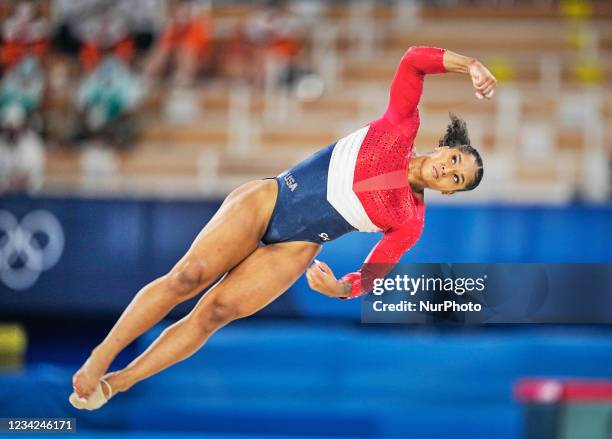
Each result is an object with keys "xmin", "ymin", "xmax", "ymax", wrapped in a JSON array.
[
  {"xmin": 306, "ymin": 260, "xmax": 350, "ymax": 298},
  {"xmin": 468, "ymin": 59, "xmax": 497, "ymax": 100}
]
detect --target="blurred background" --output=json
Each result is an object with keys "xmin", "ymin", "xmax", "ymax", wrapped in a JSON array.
[{"xmin": 0, "ymin": 0, "xmax": 611, "ymax": 438}]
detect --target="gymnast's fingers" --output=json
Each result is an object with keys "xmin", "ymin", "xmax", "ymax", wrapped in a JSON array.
[{"xmin": 314, "ymin": 259, "xmax": 333, "ymax": 276}]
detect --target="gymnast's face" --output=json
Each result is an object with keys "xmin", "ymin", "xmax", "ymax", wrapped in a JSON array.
[{"xmin": 422, "ymin": 146, "xmax": 479, "ymax": 194}]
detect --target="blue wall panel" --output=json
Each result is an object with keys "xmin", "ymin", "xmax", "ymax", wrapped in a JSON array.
[{"xmin": 0, "ymin": 196, "xmax": 610, "ymax": 319}]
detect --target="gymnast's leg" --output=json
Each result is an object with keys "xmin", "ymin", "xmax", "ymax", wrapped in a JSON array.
[
  {"xmin": 72, "ymin": 180, "xmax": 278, "ymax": 400},
  {"xmin": 100, "ymin": 241, "xmax": 320, "ymax": 400}
]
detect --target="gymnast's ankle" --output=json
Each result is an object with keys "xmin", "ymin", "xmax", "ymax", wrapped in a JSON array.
[{"xmin": 103, "ymin": 371, "xmax": 134, "ymax": 395}]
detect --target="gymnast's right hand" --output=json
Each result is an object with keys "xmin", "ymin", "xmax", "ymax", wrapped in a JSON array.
[{"xmin": 306, "ymin": 260, "xmax": 350, "ymax": 298}]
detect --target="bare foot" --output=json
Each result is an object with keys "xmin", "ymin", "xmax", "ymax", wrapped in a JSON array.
[{"xmin": 72, "ymin": 351, "xmax": 112, "ymax": 399}]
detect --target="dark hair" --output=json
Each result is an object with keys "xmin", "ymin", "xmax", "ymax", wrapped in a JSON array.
[{"xmin": 438, "ymin": 113, "xmax": 483, "ymax": 191}]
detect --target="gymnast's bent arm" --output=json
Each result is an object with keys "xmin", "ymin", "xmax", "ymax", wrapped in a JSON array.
[{"xmin": 385, "ymin": 46, "xmax": 497, "ymax": 126}]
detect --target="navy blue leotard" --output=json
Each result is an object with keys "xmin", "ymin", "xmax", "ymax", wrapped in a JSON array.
[{"xmin": 261, "ymin": 144, "xmax": 356, "ymax": 245}]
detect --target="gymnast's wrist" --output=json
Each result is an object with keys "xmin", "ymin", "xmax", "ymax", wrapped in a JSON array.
[
  {"xmin": 443, "ymin": 50, "xmax": 476, "ymax": 75},
  {"xmin": 466, "ymin": 57, "xmax": 478, "ymax": 72},
  {"xmin": 336, "ymin": 280, "xmax": 353, "ymax": 299}
]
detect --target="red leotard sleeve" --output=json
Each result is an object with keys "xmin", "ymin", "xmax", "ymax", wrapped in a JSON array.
[
  {"xmin": 384, "ymin": 46, "xmax": 446, "ymax": 126},
  {"xmin": 339, "ymin": 225, "xmax": 422, "ymax": 299}
]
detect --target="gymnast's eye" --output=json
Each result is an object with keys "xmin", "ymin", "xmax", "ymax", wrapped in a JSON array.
[
  {"xmin": 451, "ymin": 155, "xmax": 458, "ymax": 164},
  {"xmin": 453, "ymin": 174, "xmax": 459, "ymax": 184}
]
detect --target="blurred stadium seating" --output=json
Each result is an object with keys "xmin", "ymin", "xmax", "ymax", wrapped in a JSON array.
[{"xmin": 0, "ymin": 0, "xmax": 609, "ymax": 202}]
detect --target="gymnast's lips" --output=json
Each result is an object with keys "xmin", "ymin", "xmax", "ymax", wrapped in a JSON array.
[{"xmin": 432, "ymin": 165, "xmax": 439, "ymax": 179}]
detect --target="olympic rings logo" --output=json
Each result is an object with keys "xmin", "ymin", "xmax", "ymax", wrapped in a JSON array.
[{"xmin": 0, "ymin": 210, "xmax": 65, "ymax": 291}]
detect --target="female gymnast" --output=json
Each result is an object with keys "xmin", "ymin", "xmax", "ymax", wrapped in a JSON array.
[{"xmin": 70, "ymin": 46, "xmax": 497, "ymax": 410}]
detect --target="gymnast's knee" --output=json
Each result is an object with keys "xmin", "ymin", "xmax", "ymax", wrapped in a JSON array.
[
  {"xmin": 166, "ymin": 258, "xmax": 211, "ymax": 299},
  {"xmin": 193, "ymin": 298, "xmax": 242, "ymax": 334}
]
